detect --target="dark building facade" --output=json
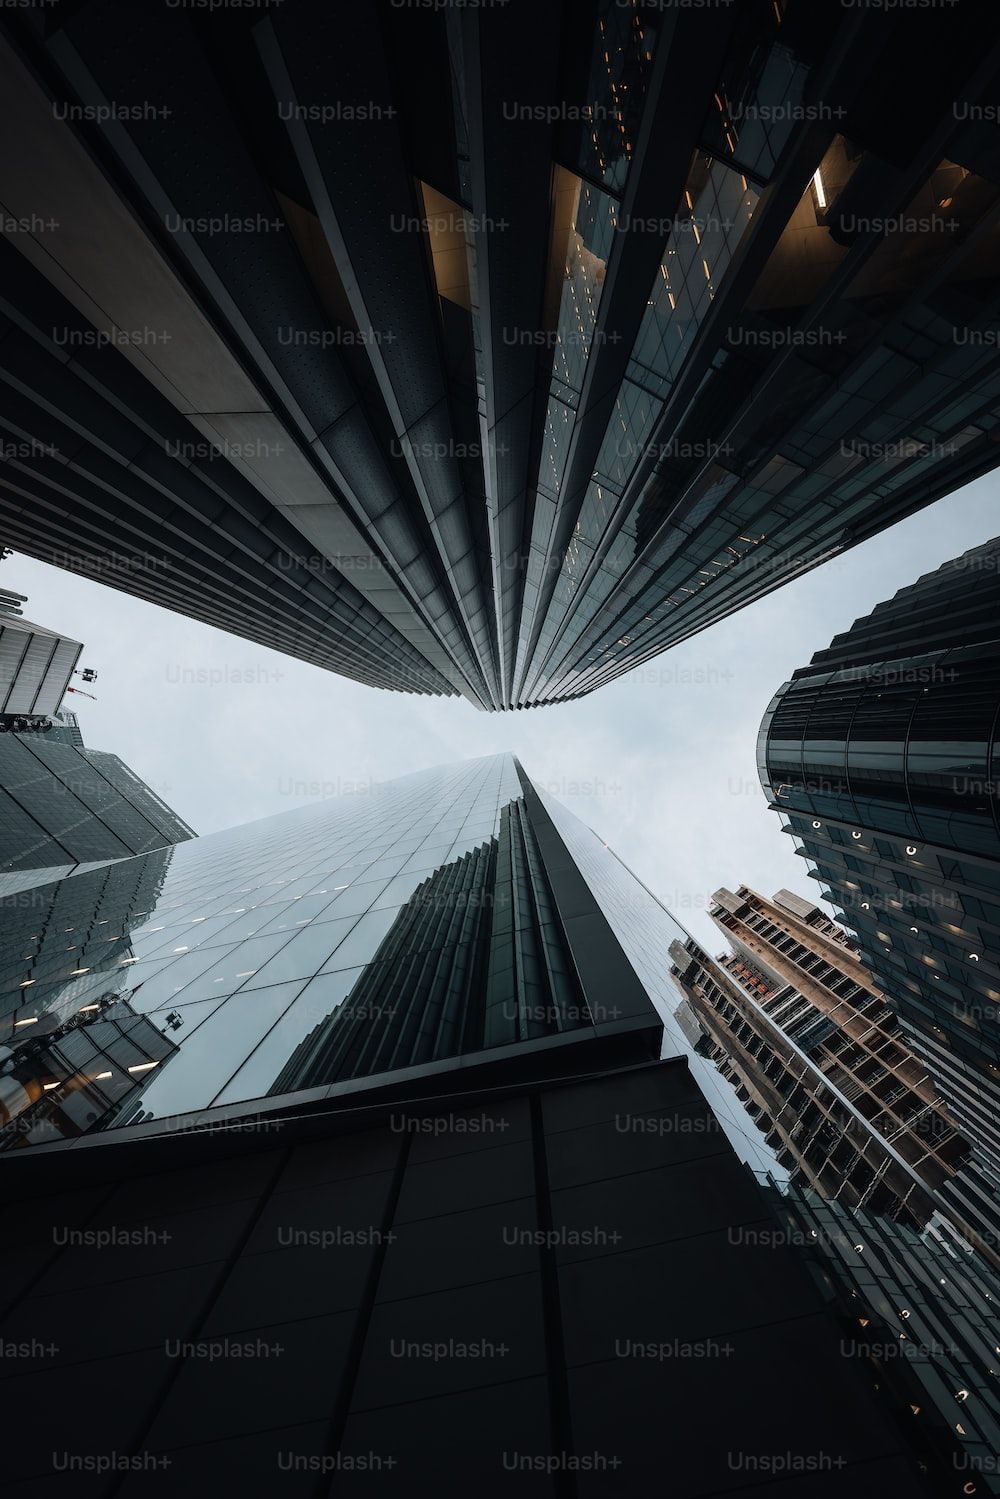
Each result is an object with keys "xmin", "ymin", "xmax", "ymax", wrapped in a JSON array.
[
  {"xmin": 0, "ymin": 730, "xmax": 195, "ymax": 875},
  {"xmin": 3, "ymin": 4, "xmax": 1000, "ymax": 706},
  {"xmin": 0, "ymin": 755, "xmax": 952, "ymax": 1492},
  {"xmin": 757, "ymin": 1178, "xmax": 1000, "ymax": 1493},
  {"xmin": 759, "ymin": 539, "xmax": 1000, "ymax": 1198}
]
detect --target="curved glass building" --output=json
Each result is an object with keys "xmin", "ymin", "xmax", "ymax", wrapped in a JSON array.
[{"xmin": 759, "ymin": 539, "xmax": 1000, "ymax": 1194}]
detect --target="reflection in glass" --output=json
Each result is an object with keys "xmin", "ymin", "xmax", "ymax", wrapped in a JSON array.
[
  {"xmin": 0, "ymin": 758, "xmax": 606, "ymax": 1144},
  {"xmin": 269, "ymin": 796, "xmax": 591, "ymax": 1093}
]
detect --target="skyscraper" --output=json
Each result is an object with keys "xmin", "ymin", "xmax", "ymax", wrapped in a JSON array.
[
  {"xmin": 0, "ymin": 755, "xmax": 943, "ymax": 1491},
  {"xmin": 0, "ymin": 723, "xmax": 195, "ymax": 875},
  {"xmin": 670, "ymin": 885, "xmax": 1000, "ymax": 1261},
  {"xmin": 673, "ymin": 886, "xmax": 1000, "ymax": 1483},
  {"xmin": 3, "ymin": 4, "xmax": 1000, "ymax": 706},
  {"xmin": 670, "ymin": 931, "xmax": 961, "ymax": 1230},
  {"xmin": 758, "ymin": 539, "xmax": 1000, "ymax": 1186},
  {"xmin": 756, "ymin": 1179, "xmax": 1000, "ymax": 1487},
  {"xmin": 0, "ymin": 582, "xmax": 193, "ymax": 873}
]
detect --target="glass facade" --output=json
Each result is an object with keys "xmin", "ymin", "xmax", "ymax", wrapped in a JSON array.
[
  {"xmin": 574, "ymin": 1, "xmax": 659, "ymax": 192},
  {"xmin": 518, "ymin": 151, "xmax": 760, "ymax": 703},
  {"xmin": 1, "ymin": 756, "xmax": 660, "ymax": 1147},
  {"xmin": 1, "ymin": 757, "xmax": 514, "ymax": 1145},
  {"xmin": 2, "ymin": 753, "xmax": 779, "ymax": 1167},
  {"xmin": 4, "ymin": 3, "xmax": 1000, "ymax": 708},
  {"xmin": 522, "ymin": 139, "xmax": 1000, "ymax": 704},
  {"xmin": 0, "ymin": 735, "xmax": 195, "ymax": 873},
  {"xmin": 759, "ymin": 540, "xmax": 1000, "ymax": 1206},
  {"xmin": 1, "ymin": 753, "xmax": 997, "ymax": 1485},
  {"xmin": 757, "ymin": 1177, "xmax": 1000, "ymax": 1477},
  {"xmin": 534, "ymin": 782, "xmax": 781, "ymax": 1177}
]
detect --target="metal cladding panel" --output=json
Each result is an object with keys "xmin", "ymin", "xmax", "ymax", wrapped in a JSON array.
[
  {"xmin": 33, "ymin": 633, "xmax": 83, "ymax": 715},
  {"xmin": 0, "ymin": 1060, "xmax": 935, "ymax": 1493},
  {"xmin": 0, "ymin": 621, "xmax": 30, "ymax": 712},
  {"xmin": 0, "ymin": 619, "xmax": 81, "ymax": 715}
]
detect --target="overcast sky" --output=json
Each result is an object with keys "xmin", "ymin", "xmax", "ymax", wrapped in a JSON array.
[{"xmin": 9, "ymin": 475, "xmax": 998, "ymax": 952}]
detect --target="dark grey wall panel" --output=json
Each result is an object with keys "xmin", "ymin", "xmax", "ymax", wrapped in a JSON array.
[{"xmin": 0, "ymin": 1060, "xmax": 934, "ymax": 1495}]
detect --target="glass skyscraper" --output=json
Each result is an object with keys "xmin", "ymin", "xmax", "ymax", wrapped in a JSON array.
[
  {"xmin": 0, "ymin": 755, "xmax": 946, "ymax": 1492},
  {"xmin": 759, "ymin": 539, "xmax": 1000, "ymax": 1192},
  {"xmin": 3, "ymin": 3, "xmax": 1000, "ymax": 706},
  {"xmin": 756, "ymin": 1177, "xmax": 1000, "ymax": 1482},
  {"xmin": 0, "ymin": 754, "xmax": 765, "ymax": 1150},
  {"xmin": 0, "ymin": 731, "xmax": 195, "ymax": 877}
]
